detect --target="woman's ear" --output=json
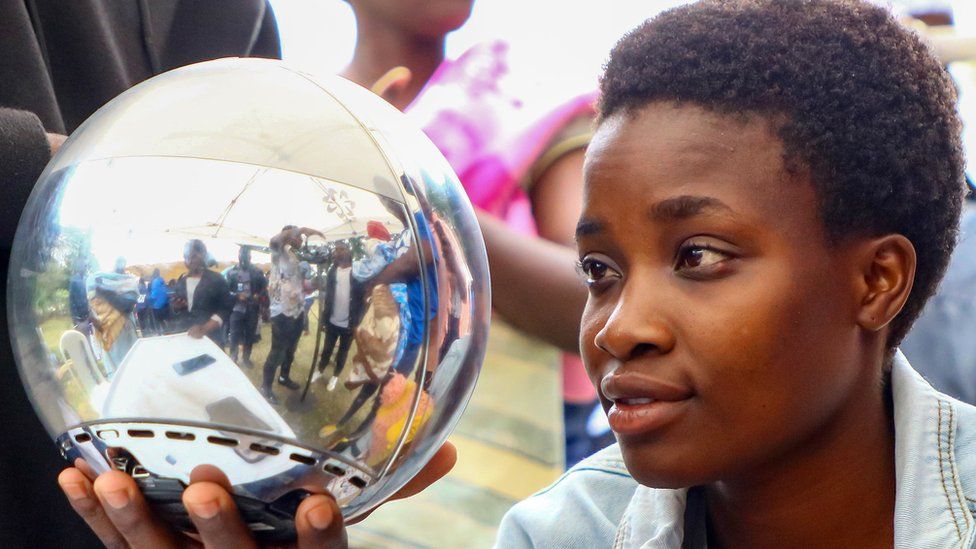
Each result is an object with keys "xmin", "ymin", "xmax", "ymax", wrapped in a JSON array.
[{"xmin": 854, "ymin": 234, "xmax": 916, "ymax": 332}]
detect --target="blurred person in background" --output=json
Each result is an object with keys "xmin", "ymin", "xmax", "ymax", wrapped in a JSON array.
[
  {"xmin": 341, "ymin": 0, "xmax": 608, "ymax": 467},
  {"xmin": 68, "ymin": 261, "xmax": 89, "ymax": 330},
  {"xmin": 226, "ymin": 246, "xmax": 268, "ymax": 368},
  {"xmin": 311, "ymin": 242, "xmax": 366, "ymax": 391},
  {"xmin": 172, "ymin": 239, "xmax": 232, "ymax": 343},
  {"xmin": 87, "ymin": 265, "xmax": 140, "ymax": 373},
  {"xmin": 902, "ymin": 184, "xmax": 976, "ymax": 401},
  {"xmin": 861, "ymin": 6, "xmax": 976, "ymax": 405},
  {"xmin": 149, "ymin": 267, "xmax": 170, "ymax": 334},
  {"xmin": 262, "ymin": 225, "xmax": 323, "ymax": 403},
  {"xmin": 135, "ymin": 275, "xmax": 151, "ymax": 334}
]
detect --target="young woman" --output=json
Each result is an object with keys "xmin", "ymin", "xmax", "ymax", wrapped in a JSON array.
[{"xmin": 499, "ymin": 1, "xmax": 972, "ymax": 546}]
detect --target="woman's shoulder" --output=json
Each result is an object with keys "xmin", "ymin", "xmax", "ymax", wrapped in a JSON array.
[
  {"xmin": 494, "ymin": 444, "xmax": 637, "ymax": 548},
  {"xmin": 893, "ymin": 355, "xmax": 976, "ymax": 544},
  {"xmin": 946, "ymin": 395, "xmax": 976, "ymax": 515}
]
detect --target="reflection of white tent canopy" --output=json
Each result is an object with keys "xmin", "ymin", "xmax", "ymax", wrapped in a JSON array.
[
  {"xmin": 162, "ymin": 169, "xmax": 381, "ymax": 245},
  {"xmin": 58, "ymin": 158, "xmax": 401, "ymax": 267},
  {"xmin": 47, "ymin": 58, "xmax": 428, "ymax": 268},
  {"xmin": 47, "ymin": 58, "xmax": 409, "ymax": 200}
]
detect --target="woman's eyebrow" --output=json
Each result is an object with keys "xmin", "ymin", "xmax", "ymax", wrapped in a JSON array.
[
  {"xmin": 649, "ymin": 195, "xmax": 733, "ymax": 222},
  {"xmin": 575, "ymin": 218, "xmax": 603, "ymax": 241}
]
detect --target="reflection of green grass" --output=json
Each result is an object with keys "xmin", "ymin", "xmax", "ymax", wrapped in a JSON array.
[
  {"xmin": 240, "ymin": 309, "xmax": 373, "ymax": 450},
  {"xmin": 39, "ymin": 316, "xmax": 73, "ymax": 360}
]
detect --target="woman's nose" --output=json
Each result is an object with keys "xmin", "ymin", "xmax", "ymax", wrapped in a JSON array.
[{"xmin": 593, "ymin": 293, "xmax": 675, "ymax": 362}]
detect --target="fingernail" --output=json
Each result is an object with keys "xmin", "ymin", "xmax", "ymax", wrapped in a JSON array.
[
  {"xmin": 187, "ymin": 499, "xmax": 221, "ymax": 520},
  {"xmin": 307, "ymin": 504, "xmax": 333, "ymax": 530},
  {"xmin": 102, "ymin": 489, "xmax": 130, "ymax": 510},
  {"xmin": 61, "ymin": 482, "xmax": 88, "ymax": 501}
]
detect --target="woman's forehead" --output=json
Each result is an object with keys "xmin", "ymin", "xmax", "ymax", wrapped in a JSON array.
[
  {"xmin": 589, "ymin": 104, "xmax": 781, "ymax": 166},
  {"xmin": 581, "ymin": 104, "xmax": 818, "ymax": 238}
]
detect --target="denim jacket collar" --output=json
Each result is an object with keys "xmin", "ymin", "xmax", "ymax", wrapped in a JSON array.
[{"xmin": 614, "ymin": 351, "xmax": 976, "ymax": 548}]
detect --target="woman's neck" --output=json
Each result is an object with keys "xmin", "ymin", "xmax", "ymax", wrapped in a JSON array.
[
  {"xmin": 341, "ymin": 17, "xmax": 445, "ymax": 110},
  {"xmin": 704, "ymin": 367, "xmax": 896, "ymax": 548}
]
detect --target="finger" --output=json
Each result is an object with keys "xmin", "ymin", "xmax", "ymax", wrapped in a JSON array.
[
  {"xmin": 183, "ymin": 481, "xmax": 257, "ymax": 549},
  {"xmin": 93, "ymin": 470, "xmax": 181, "ymax": 548},
  {"xmin": 390, "ymin": 442, "xmax": 457, "ymax": 501},
  {"xmin": 58, "ymin": 468, "xmax": 127, "ymax": 549},
  {"xmin": 189, "ymin": 464, "xmax": 233, "ymax": 492},
  {"xmin": 295, "ymin": 494, "xmax": 346, "ymax": 549},
  {"xmin": 73, "ymin": 457, "xmax": 99, "ymax": 482}
]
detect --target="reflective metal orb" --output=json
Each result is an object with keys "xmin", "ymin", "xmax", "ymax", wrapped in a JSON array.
[{"xmin": 7, "ymin": 58, "xmax": 489, "ymax": 542}]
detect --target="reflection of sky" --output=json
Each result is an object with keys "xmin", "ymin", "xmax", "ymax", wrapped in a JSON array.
[{"xmin": 58, "ymin": 157, "xmax": 402, "ymax": 269}]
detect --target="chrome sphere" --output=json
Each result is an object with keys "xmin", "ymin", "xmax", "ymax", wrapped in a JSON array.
[{"xmin": 7, "ymin": 58, "xmax": 489, "ymax": 541}]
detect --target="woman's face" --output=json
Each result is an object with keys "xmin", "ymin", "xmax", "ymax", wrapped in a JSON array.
[{"xmin": 578, "ymin": 102, "xmax": 875, "ymax": 488}]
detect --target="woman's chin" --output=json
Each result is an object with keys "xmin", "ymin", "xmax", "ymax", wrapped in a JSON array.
[{"xmin": 619, "ymin": 443, "xmax": 712, "ymax": 490}]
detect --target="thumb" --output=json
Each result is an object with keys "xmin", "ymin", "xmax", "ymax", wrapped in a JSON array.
[
  {"xmin": 370, "ymin": 66, "xmax": 413, "ymax": 107},
  {"xmin": 296, "ymin": 494, "xmax": 347, "ymax": 548}
]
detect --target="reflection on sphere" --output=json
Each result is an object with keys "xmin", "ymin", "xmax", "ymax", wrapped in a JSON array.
[{"xmin": 7, "ymin": 58, "xmax": 489, "ymax": 542}]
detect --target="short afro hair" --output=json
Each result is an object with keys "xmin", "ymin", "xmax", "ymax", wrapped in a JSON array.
[{"xmin": 599, "ymin": 0, "xmax": 966, "ymax": 347}]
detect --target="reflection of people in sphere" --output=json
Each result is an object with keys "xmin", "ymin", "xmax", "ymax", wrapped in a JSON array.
[
  {"xmin": 320, "ymin": 283, "xmax": 401, "ymax": 444},
  {"xmin": 261, "ymin": 225, "xmax": 323, "ymax": 404},
  {"xmin": 88, "ymin": 270, "xmax": 140, "ymax": 373},
  {"xmin": 68, "ymin": 262, "xmax": 89, "ymax": 328},
  {"xmin": 226, "ymin": 246, "xmax": 267, "ymax": 368},
  {"xmin": 312, "ymin": 242, "xmax": 366, "ymax": 391},
  {"xmin": 148, "ymin": 268, "xmax": 170, "ymax": 334},
  {"xmin": 173, "ymin": 239, "xmax": 231, "ymax": 343},
  {"xmin": 365, "ymin": 372, "xmax": 434, "ymax": 468}
]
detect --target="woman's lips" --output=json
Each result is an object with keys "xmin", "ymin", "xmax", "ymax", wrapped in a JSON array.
[
  {"xmin": 601, "ymin": 373, "xmax": 694, "ymax": 435},
  {"xmin": 606, "ymin": 398, "xmax": 691, "ymax": 435}
]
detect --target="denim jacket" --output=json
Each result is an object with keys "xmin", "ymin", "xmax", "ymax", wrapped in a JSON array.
[{"xmin": 496, "ymin": 352, "xmax": 976, "ymax": 548}]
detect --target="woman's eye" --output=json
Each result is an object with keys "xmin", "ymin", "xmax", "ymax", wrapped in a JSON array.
[
  {"xmin": 577, "ymin": 258, "xmax": 617, "ymax": 285},
  {"xmin": 675, "ymin": 245, "xmax": 729, "ymax": 273}
]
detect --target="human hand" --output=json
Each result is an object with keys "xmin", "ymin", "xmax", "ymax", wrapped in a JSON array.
[
  {"xmin": 187, "ymin": 320, "xmax": 217, "ymax": 339},
  {"xmin": 300, "ymin": 227, "xmax": 325, "ymax": 239},
  {"xmin": 47, "ymin": 132, "xmax": 67, "ymax": 155},
  {"xmin": 57, "ymin": 443, "xmax": 457, "ymax": 548},
  {"xmin": 370, "ymin": 67, "xmax": 413, "ymax": 110}
]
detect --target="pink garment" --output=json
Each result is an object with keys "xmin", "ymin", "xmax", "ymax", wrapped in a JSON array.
[
  {"xmin": 407, "ymin": 42, "xmax": 598, "ymax": 402},
  {"xmin": 563, "ymin": 354, "xmax": 597, "ymax": 403},
  {"xmin": 406, "ymin": 41, "xmax": 597, "ymax": 234}
]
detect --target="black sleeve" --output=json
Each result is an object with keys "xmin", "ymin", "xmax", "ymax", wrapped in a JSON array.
[
  {"xmin": 0, "ymin": 107, "xmax": 50, "ymax": 257},
  {"xmin": 254, "ymin": 267, "xmax": 268, "ymax": 295},
  {"xmin": 210, "ymin": 272, "xmax": 232, "ymax": 324},
  {"xmin": 0, "ymin": 109, "xmax": 102, "ymax": 547},
  {"xmin": 252, "ymin": 1, "xmax": 282, "ymax": 60}
]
